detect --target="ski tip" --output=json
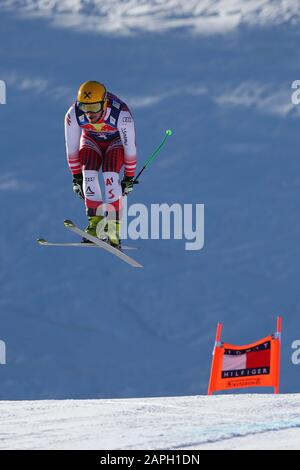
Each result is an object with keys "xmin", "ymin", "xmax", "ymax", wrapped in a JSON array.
[
  {"xmin": 37, "ymin": 238, "xmax": 47, "ymax": 244},
  {"xmin": 131, "ymin": 262, "xmax": 143, "ymax": 268},
  {"xmin": 64, "ymin": 219, "xmax": 75, "ymax": 228}
]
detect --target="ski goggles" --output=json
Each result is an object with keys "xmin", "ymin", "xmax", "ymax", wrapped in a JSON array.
[{"xmin": 77, "ymin": 101, "xmax": 106, "ymax": 113}]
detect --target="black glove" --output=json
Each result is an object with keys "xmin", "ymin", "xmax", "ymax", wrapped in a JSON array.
[
  {"xmin": 72, "ymin": 173, "xmax": 84, "ymax": 200},
  {"xmin": 121, "ymin": 176, "xmax": 137, "ymax": 196}
]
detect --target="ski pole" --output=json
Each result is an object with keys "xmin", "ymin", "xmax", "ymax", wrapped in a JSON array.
[{"xmin": 133, "ymin": 129, "xmax": 173, "ymax": 184}]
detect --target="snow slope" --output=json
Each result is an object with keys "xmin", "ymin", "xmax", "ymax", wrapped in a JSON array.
[
  {"xmin": 0, "ymin": 1, "xmax": 300, "ymax": 400},
  {"xmin": 1, "ymin": 394, "xmax": 300, "ymax": 450}
]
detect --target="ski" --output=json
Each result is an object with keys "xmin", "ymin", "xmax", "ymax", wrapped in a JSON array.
[
  {"xmin": 62, "ymin": 219, "xmax": 143, "ymax": 268},
  {"xmin": 37, "ymin": 238, "xmax": 137, "ymax": 251}
]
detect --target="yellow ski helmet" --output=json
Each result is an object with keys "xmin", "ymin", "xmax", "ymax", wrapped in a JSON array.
[{"xmin": 77, "ymin": 81, "xmax": 108, "ymax": 113}]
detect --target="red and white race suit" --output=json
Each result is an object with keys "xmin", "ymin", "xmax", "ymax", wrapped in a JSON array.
[{"xmin": 65, "ymin": 92, "xmax": 137, "ymax": 217}]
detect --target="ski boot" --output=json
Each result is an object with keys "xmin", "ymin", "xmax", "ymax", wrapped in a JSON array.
[
  {"xmin": 81, "ymin": 215, "xmax": 106, "ymax": 243},
  {"xmin": 106, "ymin": 220, "xmax": 121, "ymax": 250}
]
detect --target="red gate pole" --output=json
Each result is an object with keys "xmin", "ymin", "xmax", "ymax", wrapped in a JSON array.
[
  {"xmin": 207, "ymin": 323, "xmax": 223, "ymax": 395},
  {"xmin": 274, "ymin": 316, "xmax": 282, "ymax": 394}
]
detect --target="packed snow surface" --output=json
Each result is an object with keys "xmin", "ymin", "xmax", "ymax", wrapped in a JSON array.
[{"xmin": 1, "ymin": 394, "xmax": 300, "ymax": 450}]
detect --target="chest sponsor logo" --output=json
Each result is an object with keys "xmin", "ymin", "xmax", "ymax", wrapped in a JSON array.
[
  {"xmin": 112, "ymin": 100, "xmax": 120, "ymax": 109},
  {"xmin": 83, "ymin": 123, "xmax": 116, "ymax": 133}
]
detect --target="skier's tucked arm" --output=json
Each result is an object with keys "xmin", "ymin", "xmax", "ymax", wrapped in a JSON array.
[
  {"xmin": 64, "ymin": 105, "xmax": 82, "ymax": 176},
  {"xmin": 118, "ymin": 109, "xmax": 137, "ymax": 178},
  {"xmin": 65, "ymin": 105, "xmax": 84, "ymax": 199}
]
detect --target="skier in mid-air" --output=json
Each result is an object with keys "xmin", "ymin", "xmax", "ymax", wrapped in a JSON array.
[{"xmin": 64, "ymin": 81, "xmax": 137, "ymax": 248}]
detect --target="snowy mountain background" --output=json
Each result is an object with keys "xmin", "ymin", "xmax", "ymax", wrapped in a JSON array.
[{"xmin": 0, "ymin": 0, "xmax": 300, "ymax": 400}]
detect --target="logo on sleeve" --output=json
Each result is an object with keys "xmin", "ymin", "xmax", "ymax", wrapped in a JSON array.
[{"xmin": 121, "ymin": 128, "xmax": 128, "ymax": 145}]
